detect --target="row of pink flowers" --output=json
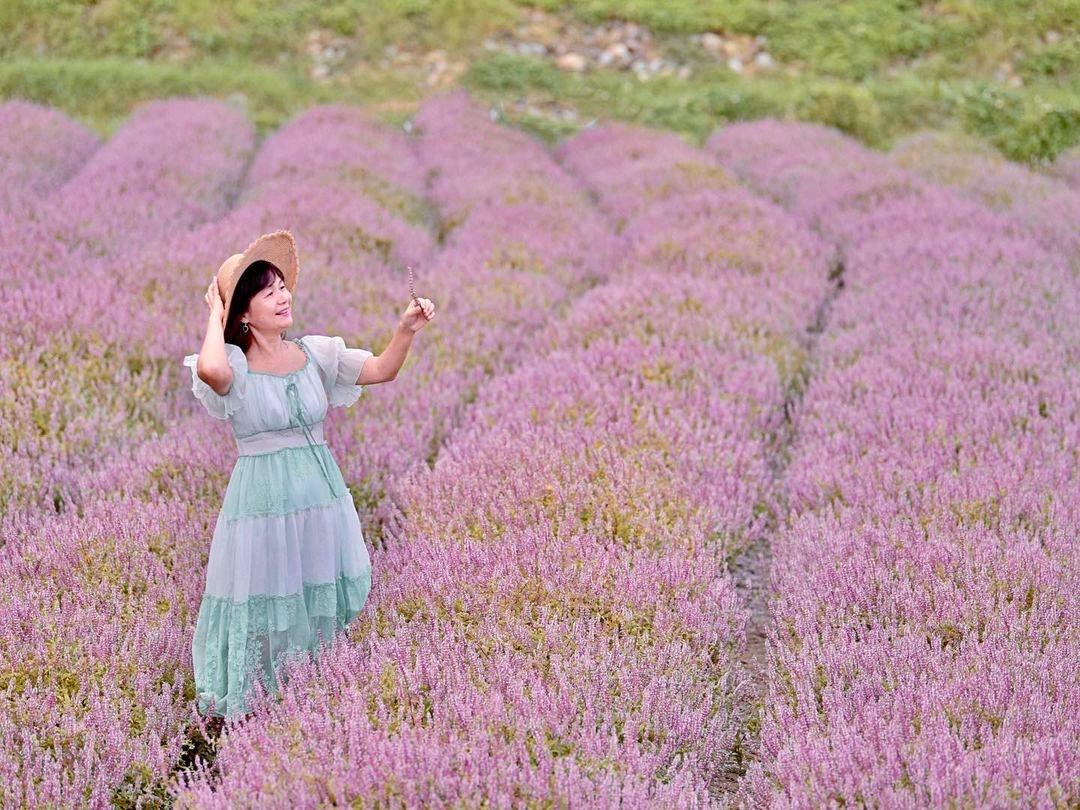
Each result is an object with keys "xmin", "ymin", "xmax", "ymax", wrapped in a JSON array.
[
  {"xmin": 0, "ymin": 100, "xmax": 100, "ymax": 214},
  {"xmin": 0, "ymin": 98, "xmax": 257, "ymax": 518},
  {"xmin": 707, "ymin": 119, "xmax": 1079, "ymax": 807},
  {"xmin": 888, "ymin": 129, "xmax": 1080, "ymax": 258}
]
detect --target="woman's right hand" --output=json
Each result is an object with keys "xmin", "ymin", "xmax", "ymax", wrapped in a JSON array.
[{"xmin": 205, "ymin": 276, "xmax": 225, "ymax": 330}]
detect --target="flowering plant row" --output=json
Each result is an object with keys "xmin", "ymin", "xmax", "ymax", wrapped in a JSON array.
[{"xmin": 707, "ymin": 120, "xmax": 1078, "ymax": 807}]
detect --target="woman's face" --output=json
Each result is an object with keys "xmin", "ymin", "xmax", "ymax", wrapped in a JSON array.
[{"xmin": 244, "ymin": 274, "xmax": 293, "ymax": 332}]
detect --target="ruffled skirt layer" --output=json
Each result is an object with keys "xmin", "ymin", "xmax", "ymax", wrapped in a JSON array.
[{"xmin": 192, "ymin": 444, "xmax": 372, "ymax": 718}]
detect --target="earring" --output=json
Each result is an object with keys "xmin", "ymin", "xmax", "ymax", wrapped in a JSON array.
[{"xmin": 241, "ymin": 322, "xmax": 249, "ymax": 334}]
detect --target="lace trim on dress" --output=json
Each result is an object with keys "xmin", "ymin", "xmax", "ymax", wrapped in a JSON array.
[{"xmin": 194, "ymin": 569, "xmax": 372, "ymax": 718}]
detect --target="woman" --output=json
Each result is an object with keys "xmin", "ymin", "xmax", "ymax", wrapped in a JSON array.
[{"xmin": 183, "ymin": 230, "xmax": 435, "ymax": 724}]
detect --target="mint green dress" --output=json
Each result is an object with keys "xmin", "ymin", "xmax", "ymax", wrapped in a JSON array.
[{"xmin": 182, "ymin": 335, "xmax": 374, "ymax": 718}]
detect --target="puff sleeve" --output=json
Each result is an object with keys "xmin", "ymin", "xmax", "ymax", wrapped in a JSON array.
[
  {"xmin": 182, "ymin": 342, "xmax": 249, "ymax": 420},
  {"xmin": 302, "ymin": 334, "xmax": 373, "ymax": 409}
]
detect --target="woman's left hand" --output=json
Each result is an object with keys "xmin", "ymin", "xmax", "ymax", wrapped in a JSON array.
[{"xmin": 400, "ymin": 297, "xmax": 435, "ymax": 332}]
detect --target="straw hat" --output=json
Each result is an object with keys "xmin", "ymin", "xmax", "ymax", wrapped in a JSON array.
[{"xmin": 214, "ymin": 229, "xmax": 300, "ymax": 321}]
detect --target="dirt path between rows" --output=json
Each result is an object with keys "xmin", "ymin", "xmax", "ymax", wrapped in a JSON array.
[{"xmin": 713, "ymin": 258, "xmax": 846, "ymax": 799}]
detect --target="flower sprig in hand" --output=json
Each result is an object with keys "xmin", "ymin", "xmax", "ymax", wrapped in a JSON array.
[{"xmin": 400, "ymin": 264, "xmax": 435, "ymax": 333}]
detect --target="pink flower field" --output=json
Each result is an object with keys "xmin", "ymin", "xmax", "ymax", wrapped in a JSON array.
[{"xmin": 0, "ymin": 90, "xmax": 1075, "ymax": 807}]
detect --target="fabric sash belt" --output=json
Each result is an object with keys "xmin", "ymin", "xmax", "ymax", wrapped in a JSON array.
[{"xmin": 235, "ymin": 423, "xmax": 326, "ymax": 455}]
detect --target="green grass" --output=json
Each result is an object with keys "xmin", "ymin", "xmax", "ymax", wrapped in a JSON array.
[
  {"xmin": 0, "ymin": 0, "xmax": 1076, "ymax": 162},
  {"xmin": 0, "ymin": 55, "xmax": 425, "ymax": 138}
]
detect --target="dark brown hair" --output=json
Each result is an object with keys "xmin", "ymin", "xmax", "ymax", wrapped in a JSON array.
[{"xmin": 224, "ymin": 260, "xmax": 288, "ymax": 351}]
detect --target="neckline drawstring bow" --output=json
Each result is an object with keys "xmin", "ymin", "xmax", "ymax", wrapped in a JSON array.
[{"xmin": 285, "ymin": 379, "xmax": 336, "ymax": 495}]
